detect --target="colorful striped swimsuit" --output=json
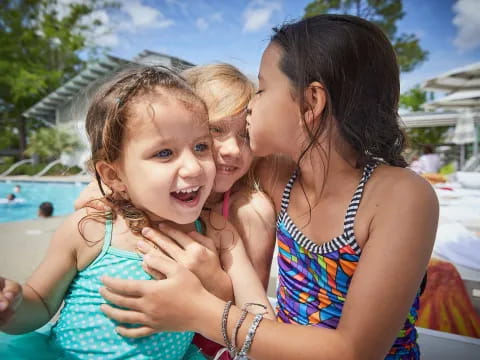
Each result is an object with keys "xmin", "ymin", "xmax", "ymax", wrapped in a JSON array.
[{"xmin": 275, "ymin": 162, "xmax": 420, "ymax": 359}]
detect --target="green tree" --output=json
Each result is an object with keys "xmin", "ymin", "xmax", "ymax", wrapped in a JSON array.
[
  {"xmin": 399, "ymin": 86, "xmax": 449, "ymax": 149},
  {"xmin": 400, "ymin": 85, "xmax": 429, "ymax": 112},
  {"xmin": 304, "ymin": 0, "xmax": 428, "ymax": 72},
  {"xmin": 0, "ymin": 0, "xmax": 116, "ymax": 158},
  {"xmin": 406, "ymin": 126, "xmax": 449, "ymax": 150},
  {"xmin": 25, "ymin": 127, "xmax": 83, "ymax": 162}
]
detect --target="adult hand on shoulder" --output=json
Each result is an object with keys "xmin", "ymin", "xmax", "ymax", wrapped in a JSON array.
[
  {"xmin": 74, "ymin": 180, "xmax": 110, "ymax": 211},
  {"xmin": 139, "ymin": 224, "xmax": 233, "ymax": 300},
  {"xmin": 99, "ymin": 252, "xmax": 210, "ymax": 338},
  {"xmin": 0, "ymin": 277, "xmax": 22, "ymax": 327}
]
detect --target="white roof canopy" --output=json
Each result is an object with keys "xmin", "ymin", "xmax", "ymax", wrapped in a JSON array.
[
  {"xmin": 423, "ymin": 62, "xmax": 480, "ymax": 92},
  {"xmin": 23, "ymin": 55, "xmax": 129, "ymax": 119},
  {"xmin": 399, "ymin": 111, "xmax": 480, "ymax": 128},
  {"xmin": 426, "ymin": 90, "xmax": 480, "ymax": 110}
]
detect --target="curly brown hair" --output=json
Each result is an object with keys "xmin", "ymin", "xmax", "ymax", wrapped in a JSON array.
[{"xmin": 80, "ymin": 66, "xmax": 208, "ymax": 241}]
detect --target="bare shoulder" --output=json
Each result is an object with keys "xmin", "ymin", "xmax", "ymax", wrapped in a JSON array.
[
  {"xmin": 365, "ymin": 164, "xmax": 439, "ymax": 237},
  {"xmin": 56, "ymin": 207, "xmax": 107, "ymax": 269},
  {"xmin": 230, "ymin": 189, "xmax": 276, "ymax": 230},
  {"xmin": 369, "ymin": 165, "xmax": 438, "ymax": 207},
  {"xmin": 255, "ymin": 155, "xmax": 296, "ymax": 208}
]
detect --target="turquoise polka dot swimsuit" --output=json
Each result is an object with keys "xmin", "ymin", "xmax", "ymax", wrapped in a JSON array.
[{"xmin": 0, "ymin": 219, "xmax": 205, "ymax": 360}]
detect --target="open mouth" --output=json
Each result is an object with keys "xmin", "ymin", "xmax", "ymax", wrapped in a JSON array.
[
  {"xmin": 217, "ymin": 165, "xmax": 239, "ymax": 174},
  {"xmin": 170, "ymin": 186, "xmax": 201, "ymax": 205}
]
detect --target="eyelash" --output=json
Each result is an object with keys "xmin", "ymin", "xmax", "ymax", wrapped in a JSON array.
[
  {"xmin": 153, "ymin": 142, "xmax": 210, "ymax": 159},
  {"xmin": 255, "ymin": 89, "xmax": 263, "ymax": 95},
  {"xmin": 209, "ymin": 126, "xmax": 223, "ymax": 135},
  {"xmin": 155, "ymin": 149, "xmax": 173, "ymax": 158},
  {"xmin": 194, "ymin": 142, "xmax": 210, "ymax": 152}
]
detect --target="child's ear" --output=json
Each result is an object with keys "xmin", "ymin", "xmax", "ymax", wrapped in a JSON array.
[
  {"xmin": 303, "ymin": 81, "xmax": 326, "ymax": 126},
  {"xmin": 95, "ymin": 161, "xmax": 126, "ymax": 194}
]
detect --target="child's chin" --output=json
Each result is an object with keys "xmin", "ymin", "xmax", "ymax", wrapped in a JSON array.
[{"xmin": 170, "ymin": 211, "xmax": 203, "ymax": 225}]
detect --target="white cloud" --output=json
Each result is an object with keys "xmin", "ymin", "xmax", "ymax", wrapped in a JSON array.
[
  {"xmin": 122, "ymin": 0, "xmax": 174, "ymax": 29},
  {"xmin": 196, "ymin": 17, "xmax": 209, "ymax": 31},
  {"xmin": 243, "ymin": 0, "xmax": 281, "ymax": 33},
  {"xmin": 46, "ymin": 0, "xmax": 175, "ymax": 47},
  {"xmin": 195, "ymin": 12, "xmax": 223, "ymax": 31},
  {"xmin": 452, "ymin": 0, "xmax": 480, "ymax": 51}
]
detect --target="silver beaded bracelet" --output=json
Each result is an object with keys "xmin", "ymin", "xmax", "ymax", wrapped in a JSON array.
[
  {"xmin": 230, "ymin": 308, "xmax": 249, "ymax": 356},
  {"xmin": 235, "ymin": 313, "xmax": 264, "ymax": 359},
  {"xmin": 221, "ymin": 300, "xmax": 233, "ymax": 350},
  {"xmin": 231, "ymin": 302, "xmax": 268, "ymax": 355}
]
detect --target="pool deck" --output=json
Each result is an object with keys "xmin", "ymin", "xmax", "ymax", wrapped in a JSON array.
[
  {"xmin": 0, "ymin": 215, "xmax": 67, "ymax": 283},
  {"xmin": 0, "ymin": 174, "xmax": 92, "ymax": 183}
]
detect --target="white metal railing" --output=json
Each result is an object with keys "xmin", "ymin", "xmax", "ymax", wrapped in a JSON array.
[{"xmin": 0, "ymin": 159, "xmax": 33, "ymax": 176}]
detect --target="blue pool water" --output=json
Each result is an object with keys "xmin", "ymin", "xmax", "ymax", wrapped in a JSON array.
[{"xmin": 0, "ymin": 181, "xmax": 87, "ymax": 223}]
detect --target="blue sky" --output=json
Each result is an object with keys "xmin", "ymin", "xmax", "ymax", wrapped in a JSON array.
[{"xmin": 86, "ymin": 0, "xmax": 480, "ymax": 92}]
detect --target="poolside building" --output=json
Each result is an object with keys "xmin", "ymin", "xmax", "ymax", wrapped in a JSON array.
[
  {"xmin": 22, "ymin": 50, "xmax": 194, "ymax": 169},
  {"xmin": 400, "ymin": 62, "xmax": 480, "ymax": 170}
]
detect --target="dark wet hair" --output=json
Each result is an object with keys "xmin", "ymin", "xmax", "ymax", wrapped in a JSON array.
[
  {"xmin": 271, "ymin": 14, "xmax": 407, "ymax": 169},
  {"xmin": 39, "ymin": 201, "xmax": 54, "ymax": 217},
  {"xmin": 423, "ymin": 144, "xmax": 434, "ymax": 154}
]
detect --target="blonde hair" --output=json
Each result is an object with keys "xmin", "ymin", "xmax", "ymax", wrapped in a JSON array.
[{"xmin": 182, "ymin": 63, "xmax": 255, "ymax": 121}]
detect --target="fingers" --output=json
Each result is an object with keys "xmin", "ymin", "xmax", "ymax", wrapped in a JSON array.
[
  {"xmin": 142, "ymin": 253, "xmax": 180, "ymax": 278},
  {"xmin": 100, "ymin": 304, "xmax": 148, "ymax": 325},
  {"xmin": 0, "ymin": 279, "xmax": 21, "ymax": 311},
  {"xmin": 115, "ymin": 325, "xmax": 157, "ymax": 338},
  {"xmin": 141, "ymin": 227, "xmax": 183, "ymax": 260},
  {"xmin": 100, "ymin": 276, "xmax": 148, "ymax": 297},
  {"xmin": 157, "ymin": 223, "xmax": 194, "ymax": 248},
  {"xmin": 142, "ymin": 262, "xmax": 166, "ymax": 280},
  {"xmin": 99, "ymin": 286, "xmax": 141, "ymax": 311},
  {"xmin": 187, "ymin": 231, "xmax": 217, "ymax": 252}
]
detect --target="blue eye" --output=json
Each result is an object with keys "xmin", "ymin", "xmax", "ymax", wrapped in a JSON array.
[
  {"xmin": 209, "ymin": 126, "xmax": 223, "ymax": 135},
  {"xmin": 155, "ymin": 149, "xmax": 173, "ymax": 158},
  {"xmin": 194, "ymin": 143, "xmax": 209, "ymax": 152}
]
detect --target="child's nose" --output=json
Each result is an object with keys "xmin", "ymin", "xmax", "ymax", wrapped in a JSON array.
[
  {"xmin": 218, "ymin": 136, "xmax": 241, "ymax": 158},
  {"xmin": 178, "ymin": 152, "xmax": 203, "ymax": 178}
]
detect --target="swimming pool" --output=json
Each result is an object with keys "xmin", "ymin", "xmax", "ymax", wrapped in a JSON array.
[{"xmin": 0, "ymin": 181, "xmax": 87, "ymax": 223}]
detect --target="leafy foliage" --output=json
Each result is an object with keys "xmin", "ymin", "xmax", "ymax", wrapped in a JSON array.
[
  {"xmin": 0, "ymin": 0, "xmax": 116, "ymax": 155},
  {"xmin": 25, "ymin": 127, "xmax": 83, "ymax": 162},
  {"xmin": 304, "ymin": 0, "xmax": 428, "ymax": 72}
]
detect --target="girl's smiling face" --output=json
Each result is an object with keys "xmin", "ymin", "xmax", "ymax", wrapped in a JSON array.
[
  {"xmin": 113, "ymin": 95, "xmax": 216, "ymax": 224},
  {"xmin": 209, "ymin": 109, "xmax": 253, "ymax": 193},
  {"xmin": 247, "ymin": 43, "xmax": 304, "ymax": 159}
]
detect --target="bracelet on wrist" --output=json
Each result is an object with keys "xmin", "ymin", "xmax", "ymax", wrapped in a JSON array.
[{"xmin": 236, "ymin": 313, "xmax": 264, "ymax": 359}]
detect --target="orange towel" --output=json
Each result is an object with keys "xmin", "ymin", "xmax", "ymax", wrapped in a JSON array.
[{"xmin": 418, "ymin": 258, "xmax": 480, "ymax": 338}]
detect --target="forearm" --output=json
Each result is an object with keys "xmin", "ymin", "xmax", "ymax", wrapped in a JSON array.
[
  {"xmin": 206, "ymin": 270, "xmax": 233, "ymax": 301},
  {"xmin": 193, "ymin": 292, "xmax": 356, "ymax": 360},
  {"xmin": 0, "ymin": 285, "xmax": 52, "ymax": 334}
]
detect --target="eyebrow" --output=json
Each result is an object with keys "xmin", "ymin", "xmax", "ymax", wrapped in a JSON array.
[
  {"xmin": 209, "ymin": 119, "xmax": 230, "ymax": 128},
  {"xmin": 149, "ymin": 132, "xmax": 211, "ymax": 147},
  {"xmin": 194, "ymin": 133, "xmax": 212, "ymax": 142}
]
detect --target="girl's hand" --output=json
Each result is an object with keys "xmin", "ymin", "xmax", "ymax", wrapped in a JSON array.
[
  {"xmin": 0, "ymin": 277, "xmax": 22, "ymax": 327},
  {"xmin": 74, "ymin": 180, "xmax": 110, "ymax": 211},
  {"xmin": 139, "ymin": 224, "xmax": 233, "ymax": 300},
  {"xmin": 100, "ymin": 251, "xmax": 211, "ymax": 338}
]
